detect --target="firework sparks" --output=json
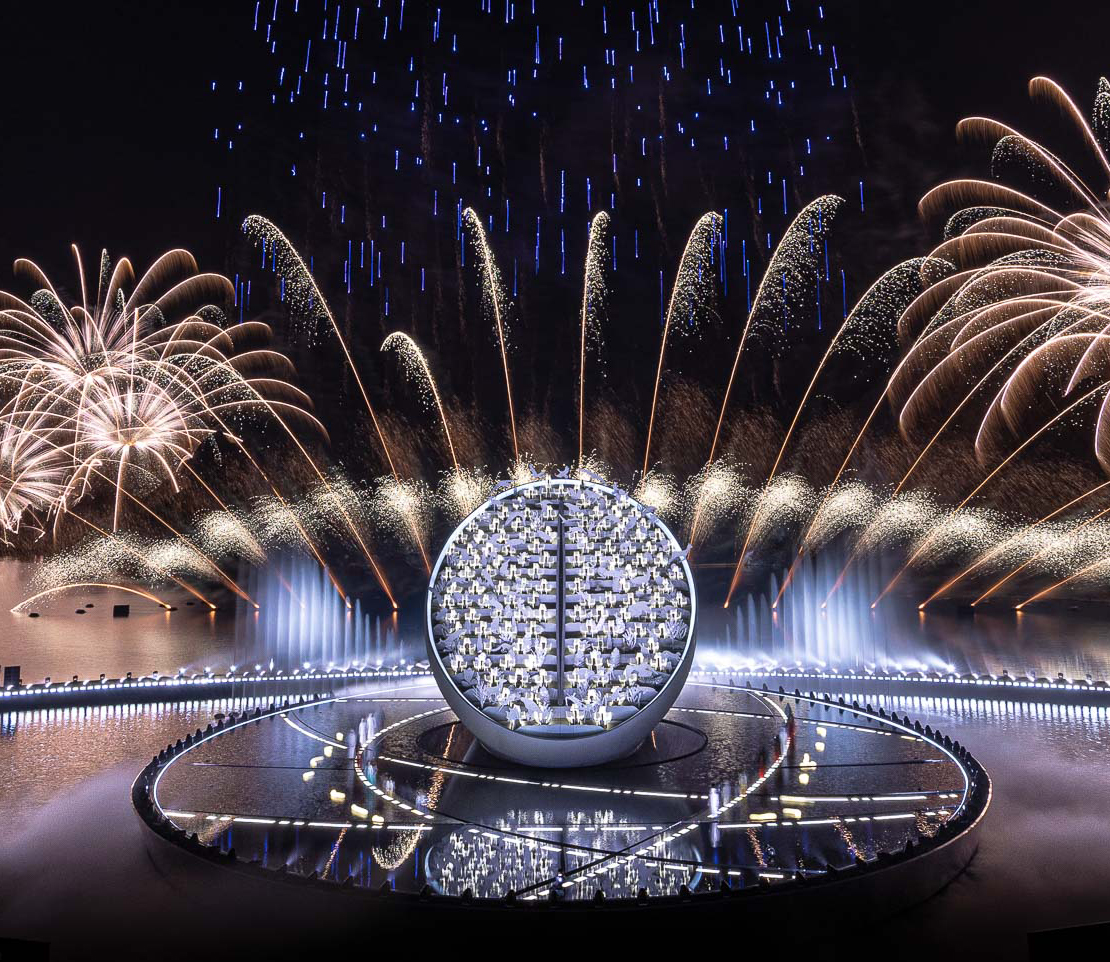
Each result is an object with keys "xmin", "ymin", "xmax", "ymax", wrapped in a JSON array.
[
  {"xmin": 462, "ymin": 207, "xmax": 519, "ymax": 461},
  {"xmin": 381, "ymin": 331, "xmax": 459, "ymax": 471},
  {"xmin": 694, "ymin": 198, "xmax": 844, "ymax": 553},
  {"xmin": 243, "ymin": 215, "xmax": 426, "ymax": 582},
  {"xmin": 438, "ymin": 466, "xmax": 495, "ymax": 521},
  {"xmin": 643, "ymin": 211, "xmax": 722, "ymax": 477},
  {"xmin": 632, "ymin": 469, "xmax": 678, "ymax": 519},
  {"xmin": 681, "ymin": 461, "xmax": 746, "ymax": 541},
  {"xmin": 578, "ymin": 211, "xmax": 610, "ymax": 466},
  {"xmin": 870, "ymin": 77, "xmax": 1110, "ymax": 605}
]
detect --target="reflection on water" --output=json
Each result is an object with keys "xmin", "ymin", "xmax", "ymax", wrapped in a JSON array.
[
  {"xmin": 872, "ymin": 694, "xmax": 1110, "ymax": 956},
  {"xmin": 152, "ymin": 682, "xmax": 962, "ymax": 899},
  {"xmin": 3, "ymin": 556, "xmax": 1110, "ymax": 687},
  {"xmin": 0, "ymin": 700, "xmax": 227, "ymax": 827},
  {"xmin": 0, "ymin": 558, "xmax": 419, "ymax": 683},
  {"xmin": 701, "ymin": 546, "xmax": 1110, "ymax": 680},
  {"xmin": 1, "ymin": 685, "xmax": 1105, "ymax": 950},
  {"xmin": 0, "ymin": 559, "xmax": 235, "ymax": 683}
]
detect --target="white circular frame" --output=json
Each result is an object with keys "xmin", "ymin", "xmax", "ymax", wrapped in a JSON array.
[{"xmin": 425, "ymin": 477, "xmax": 697, "ymax": 767}]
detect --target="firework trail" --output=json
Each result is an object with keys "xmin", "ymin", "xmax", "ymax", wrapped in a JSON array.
[
  {"xmin": 381, "ymin": 331, "xmax": 459, "ymax": 471},
  {"xmin": 243, "ymin": 215, "xmax": 427, "ymax": 579},
  {"xmin": 920, "ymin": 479, "xmax": 1110, "ymax": 607},
  {"xmin": 0, "ymin": 245, "xmax": 395, "ymax": 608},
  {"xmin": 643, "ymin": 211, "xmax": 723, "ymax": 477},
  {"xmin": 11, "ymin": 582, "xmax": 172, "ymax": 614},
  {"xmin": 578, "ymin": 211, "xmax": 610, "ymax": 466},
  {"xmin": 762, "ymin": 257, "xmax": 954, "ymax": 608},
  {"xmin": 729, "ymin": 203, "xmax": 944, "ymax": 601},
  {"xmin": 693, "ymin": 198, "xmax": 841, "ymax": 553},
  {"xmin": 0, "ymin": 389, "xmax": 70, "ymax": 538},
  {"xmin": 23, "ymin": 81, "xmax": 1110, "ymax": 622},
  {"xmin": 1017, "ymin": 540, "xmax": 1110, "ymax": 609},
  {"xmin": 866, "ymin": 77, "xmax": 1110, "ymax": 605},
  {"xmin": 64, "ymin": 508, "xmax": 216, "ymax": 608},
  {"xmin": 221, "ymin": 431, "xmax": 348, "ymax": 603},
  {"xmin": 871, "ymin": 379, "xmax": 1109, "ymax": 607},
  {"xmin": 0, "ymin": 248, "xmax": 290, "ymax": 604},
  {"xmin": 241, "ymin": 216, "xmax": 400, "ymax": 477},
  {"xmin": 462, "ymin": 207, "xmax": 519, "ymax": 461}
]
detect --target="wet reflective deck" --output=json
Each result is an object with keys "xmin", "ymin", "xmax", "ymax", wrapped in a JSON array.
[{"xmin": 154, "ymin": 678, "xmax": 964, "ymax": 900}]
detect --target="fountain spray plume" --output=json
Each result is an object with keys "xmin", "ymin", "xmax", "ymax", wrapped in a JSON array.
[
  {"xmin": 178, "ymin": 459, "xmax": 263, "ymax": 558},
  {"xmin": 578, "ymin": 211, "xmax": 610, "ymax": 466},
  {"xmin": 643, "ymin": 211, "xmax": 723, "ymax": 477},
  {"xmin": 381, "ymin": 331, "xmax": 459, "ymax": 472},
  {"xmin": 438, "ymin": 466, "xmax": 495, "ymax": 521},
  {"xmin": 462, "ymin": 207, "xmax": 519, "ymax": 461}
]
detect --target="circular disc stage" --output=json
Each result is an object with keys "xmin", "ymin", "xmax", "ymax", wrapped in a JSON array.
[
  {"xmin": 426, "ymin": 477, "xmax": 696, "ymax": 766},
  {"xmin": 148, "ymin": 674, "xmax": 979, "ymax": 904}
]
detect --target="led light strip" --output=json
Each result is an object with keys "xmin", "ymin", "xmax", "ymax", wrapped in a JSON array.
[
  {"xmin": 280, "ymin": 713, "xmax": 346, "ymax": 748},
  {"xmin": 716, "ymin": 807, "xmax": 955, "ymax": 828},
  {"xmin": 374, "ymin": 753, "xmax": 709, "ymax": 800},
  {"xmin": 162, "ymin": 810, "xmax": 433, "ymax": 832}
]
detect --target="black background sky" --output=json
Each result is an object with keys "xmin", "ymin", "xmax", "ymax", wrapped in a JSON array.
[{"xmin": 0, "ymin": 0, "xmax": 1108, "ymax": 293}]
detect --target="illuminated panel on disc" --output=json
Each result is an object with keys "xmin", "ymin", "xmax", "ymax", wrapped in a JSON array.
[{"xmin": 426, "ymin": 477, "xmax": 696, "ymax": 767}]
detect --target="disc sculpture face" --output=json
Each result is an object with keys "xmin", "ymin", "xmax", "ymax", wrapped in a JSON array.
[{"xmin": 426, "ymin": 477, "xmax": 696, "ymax": 767}]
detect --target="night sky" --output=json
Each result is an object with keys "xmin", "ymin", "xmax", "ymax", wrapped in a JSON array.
[
  {"xmin": 2, "ymin": 1, "xmax": 1107, "ymax": 278},
  {"xmin": 3, "ymin": 0, "xmax": 1110, "ymax": 506},
  {"xmin": 0, "ymin": 1, "xmax": 243, "ymax": 275}
]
